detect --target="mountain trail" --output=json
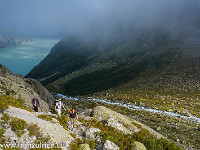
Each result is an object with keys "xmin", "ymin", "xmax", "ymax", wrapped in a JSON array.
[{"xmin": 5, "ymin": 106, "xmax": 74, "ymax": 149}]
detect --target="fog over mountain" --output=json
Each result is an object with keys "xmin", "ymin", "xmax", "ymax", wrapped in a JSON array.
[{"xmin": 0, "ymin": 0, "xmax": 200, "ymax": 39}]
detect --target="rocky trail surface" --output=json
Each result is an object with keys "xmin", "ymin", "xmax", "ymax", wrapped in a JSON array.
[{"xmin": 5, "ymin": 106, "xmax": 74, "ymax": 149}]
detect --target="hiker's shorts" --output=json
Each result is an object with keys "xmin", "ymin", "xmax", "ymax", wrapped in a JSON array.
[
  {"xmin": 70, "ymin": 118, "xmax": 75, "ymax": 125},
  {"xmin": 57, "ymin": 109, "xmax": 61, "ymax": 118}
]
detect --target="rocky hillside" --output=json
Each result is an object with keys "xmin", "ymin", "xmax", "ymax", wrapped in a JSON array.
[
  {"xmin": 0, "ymin": 64, "xmax": 189, "ymax": 149},
  {"xmin": 0, "ymin": 103, "xmax": 182, "ymax": 150},
  {"xmin": 0, "ymin": 64, "xmax": 55, "ymax": 111},
  {"xmin": 0, "ymin": 29, "xmax": 28, "ymax": 49}
]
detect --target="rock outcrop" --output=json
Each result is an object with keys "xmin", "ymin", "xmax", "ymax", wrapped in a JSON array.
[
  {"xmin": 85, "ymin": 128, "xmax": 101, "ymax": 140},
  {"xmin": 90, "ymin": 106, "xmax": 164, "ymax": 139},
  {"xmin": 132, "ymin": 141, "xmax": 146, "ymax": 150},
  {"xmin": 0, "ymin": 64, "xmax": 55, "ymax": 112},
  {"xmin": 92, "ymin": 106, "xmax": 139, "ymax": 134},
  {"xmin": 103, "ymin": 140, "xmax": 120, "ymax": 150},
  {"xmin": 25, "ymin": 78, "xmax": 55, "ymax": 109}
]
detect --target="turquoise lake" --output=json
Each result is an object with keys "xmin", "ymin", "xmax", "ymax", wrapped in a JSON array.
[{"xmin": 0, "ymin": 39, "xmax": 59, "ymax": 76}]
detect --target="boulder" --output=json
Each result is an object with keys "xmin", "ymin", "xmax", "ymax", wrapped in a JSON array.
[
  {"xmin": 85, "ymin": 128, "xmax": 101, "ymax": 139},
  {"xmin": 92, "ymin": 106, "xmax": 165, "ymax": 139},
  {"xmin": 103, "ymin": 140, "xmax": 119, "ymax": 150},
  {"xmin": 17, "ymin": 129, "xmax": 37, "ymax": 144},
  {"xmin": 78, "ymin": 114, "xmax": 86, "ymax": 120},
  {"xmin": 71, "ymin": 125, "xmax": 87, "ymax": 140},
  {"xmin": 96, "ymin": 142, "xmax": 104, "ymax": 150},
  {"xmin": 132, "ymin": 141, "xmax": 146, "ymax": 150},
  {"xmin": 80, "ymin": 144, "xmax": 91, "ymax": 150},
  {"xmin": 105, "ymin": 118, "xmax": 132, "ymax": 134},
  {"xmin": 155, "ymin": 127, "xmax": 161, "ymax": 131},
  {"xmin": 84, "ymin": 116, "xmax": 93, "ymax": 121},
  {"xmin": 84, "ymin": 109, "xmax": 93, "ymax": 116},
  {"xmin": 3, "ymin": 128, "xmax": 19, "ymax": 142},
  {"xmin": 92, "ymin": 106, "xmax": 139, "ymax": 134}
]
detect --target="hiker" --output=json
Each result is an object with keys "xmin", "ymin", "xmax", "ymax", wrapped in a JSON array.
[
  {"xmin": 55, "ymin": 99, "xmax": 66, "ymax": 118},
  {"xmin": 32, "ymin": 97, "xmax": 40, "ymax": 113},
  {"xmin": 68, "ymin": 107, "xmax": 78, "ymax": 131}
]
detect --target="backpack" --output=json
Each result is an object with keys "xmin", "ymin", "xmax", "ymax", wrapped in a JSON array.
[
  {"xmin": 55, "ymin": 101, "xmax": 62, "ymax": 109},
  {"xmin": 69, "ymin": 110, "xmax": 76, "ymax": 118},
  {"xmin": 54, "ymin": 100, "xmax": 58, "ymax": 106}
]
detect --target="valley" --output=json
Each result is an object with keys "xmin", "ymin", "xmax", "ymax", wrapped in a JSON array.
[{"xmin": 24, "ymin": 30, "xmax": 200, "ymax": 149}]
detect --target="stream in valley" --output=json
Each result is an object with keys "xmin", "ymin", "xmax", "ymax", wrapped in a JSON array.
[{"xmin": 57, "ymin": 93, "xmax": 200, "ymax": 124}]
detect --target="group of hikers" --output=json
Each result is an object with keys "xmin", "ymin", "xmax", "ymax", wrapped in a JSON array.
[{"xmin": 32, "ymin": 97, "xmax": 78, "ymax": 131}]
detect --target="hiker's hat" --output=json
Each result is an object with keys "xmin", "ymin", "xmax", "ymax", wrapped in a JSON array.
[{"xmin": 59, "ymin": 98, "xmax": 61, "ymax": 101}]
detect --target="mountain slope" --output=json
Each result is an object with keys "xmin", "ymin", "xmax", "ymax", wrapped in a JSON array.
[
  {"xmin": 26, "ymin": 30, "xmax": 200, "ymax": 96},
  {"xmin": 0, "ymin": 29, "xmax": 28, "ymax": 49}
]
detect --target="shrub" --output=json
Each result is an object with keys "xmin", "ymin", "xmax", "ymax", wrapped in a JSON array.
[
  {"xmin": 28, "ymin": 124, "xmax": 41, "ymax": 137},
  {"xmin": 133, "ymin": 129, "xmax": 182, "ymax": 150},
  {"xmin": 37, "ymin": 114, "xmax": 53, "ymax": 122},
  {"xmin": 0, "ymin": 95, "xmax": 31, "ymax": 112},
  {"xmin": 0, "ymin": 128, "xmax": 6, "ymax": 144},
  {"xmin": 0, "ymin": 101, "xmax": 9, "ymax": 113},
  {"xmin": 10, "ymin": 118, "xmax": 27, "ymax": 137},
  {"xmin": 5, "ymin": 90, "xmax": 11, "ymax": 95},
  {"xmin": 1, "ymin": 114, "xmax": 10, "ymax": 124},
  {"xmin": 69, "ymin": 138, "xmax": 82, "ymax": 150},
  {"xmin": 56, "ymin": 115, "xmax": 69, "ymax": 131}
]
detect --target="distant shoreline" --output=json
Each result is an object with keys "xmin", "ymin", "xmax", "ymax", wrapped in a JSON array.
[{"xmin": 0, "ymin": 38, "xmax": 60, "ymax": 76}]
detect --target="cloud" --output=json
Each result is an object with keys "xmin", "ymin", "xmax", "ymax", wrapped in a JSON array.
[{"xmin": 0, "ymin": 0, "xmax": 199, "ymax": 38}]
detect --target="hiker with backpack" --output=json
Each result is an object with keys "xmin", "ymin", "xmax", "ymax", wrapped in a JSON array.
[
  {"xmin": 55, "ymin": 99, "xmax": 66, "ymax": 118},
  {"xmin": 32, "ymin": 97, "xmax": 40, "ymax": 113},
  {"xmin": 68, "ymin": 107, "xmax": 78, "ymax": 131}
]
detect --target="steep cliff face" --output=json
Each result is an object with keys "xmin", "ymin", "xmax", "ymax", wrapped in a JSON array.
[
  {"xmin": 0, "ymin": 29, "xmax": 28, "ymax": 49},
  {"xmin": 0, "ymin": 64, "xmax": 55, "ymax": 111}
]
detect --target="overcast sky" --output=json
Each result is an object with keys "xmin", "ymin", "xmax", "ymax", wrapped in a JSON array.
[{"xmin": 0, "ymin": 0, "xmax": 200, "ymax": 38}]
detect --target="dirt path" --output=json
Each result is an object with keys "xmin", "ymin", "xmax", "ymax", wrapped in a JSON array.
[{"xmin": 5, "ymin": 106, "xmax": 74, "ymax": 149}]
